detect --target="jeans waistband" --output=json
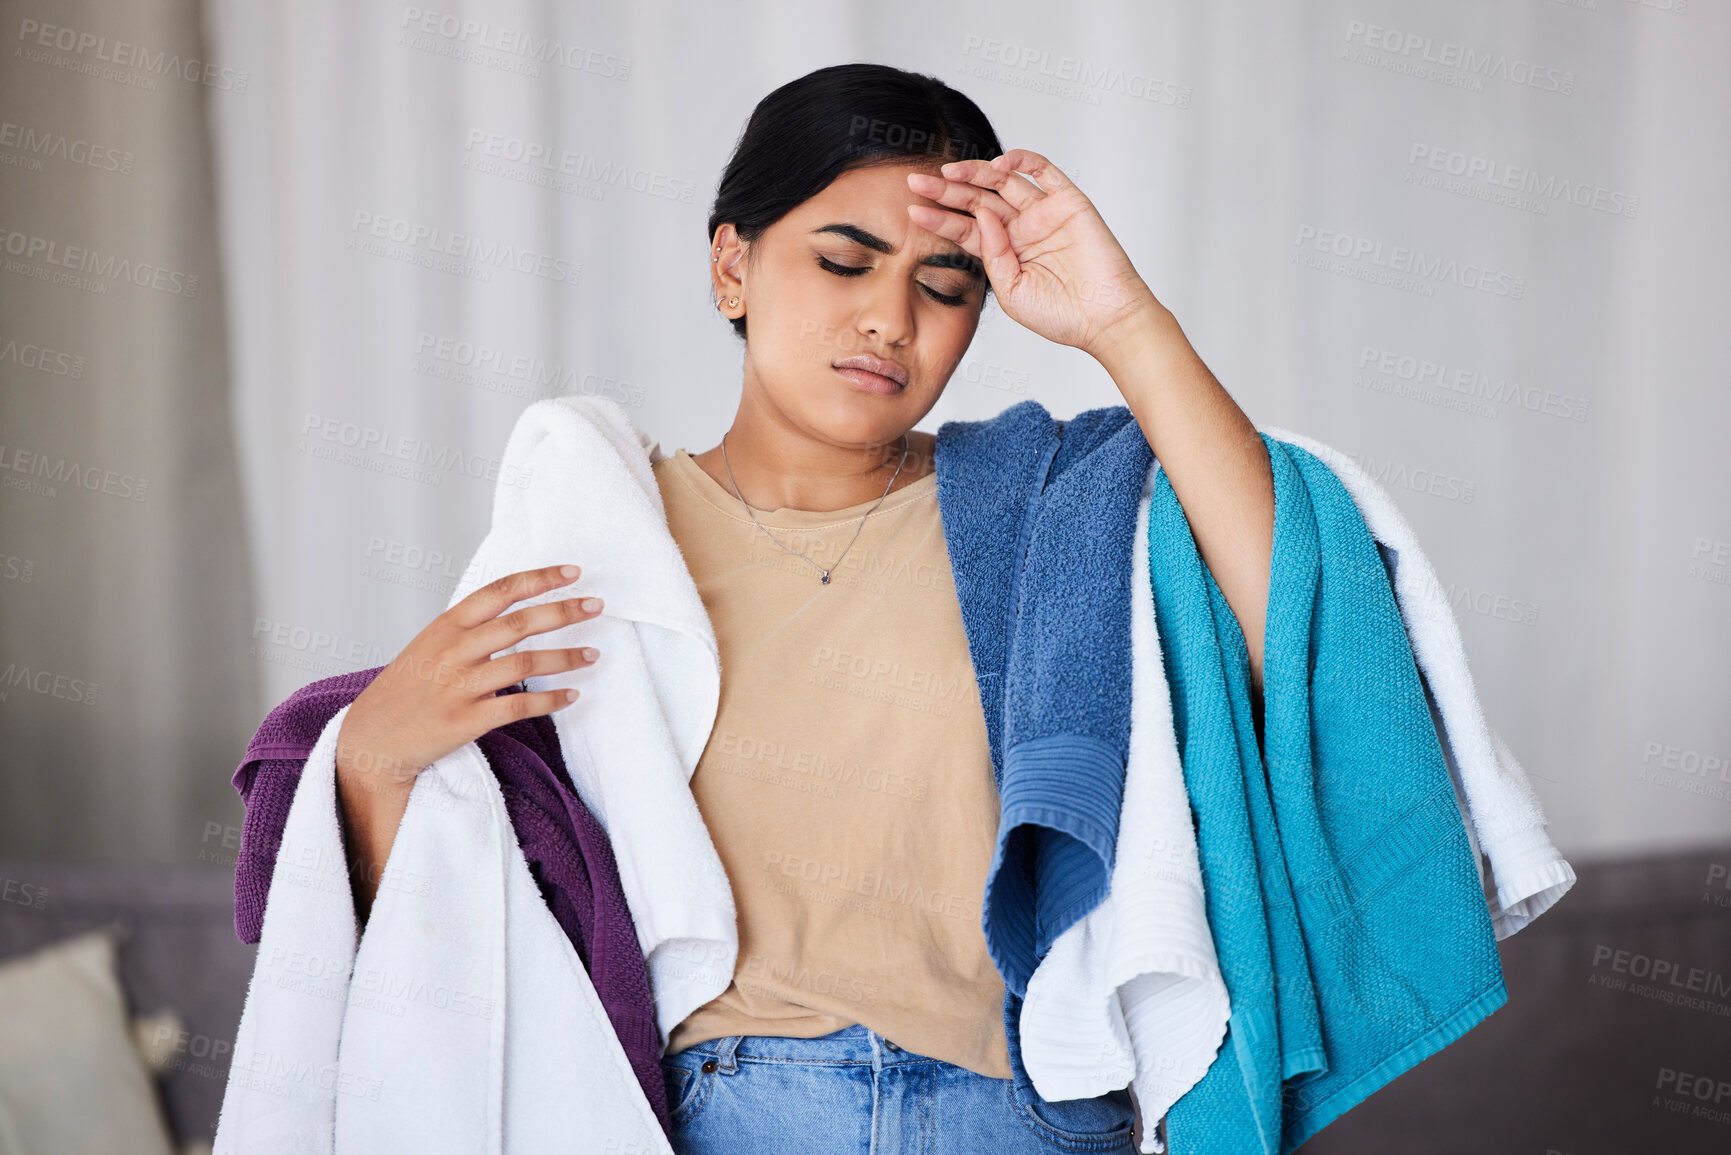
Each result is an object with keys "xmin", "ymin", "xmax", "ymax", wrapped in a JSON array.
[{"xmin": 675, "ymin": 1024, "xmax": 947, "ymax": 1072}]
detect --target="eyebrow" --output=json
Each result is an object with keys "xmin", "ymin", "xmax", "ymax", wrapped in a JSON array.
[{"xmin": 809, "ymin": 223, "xmax": 984, "ymax": 281}]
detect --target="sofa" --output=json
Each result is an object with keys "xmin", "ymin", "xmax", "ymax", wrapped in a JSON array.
[{"xmin": 2, "ymin": 844, "xmax": 1727, "ymax": 1152}]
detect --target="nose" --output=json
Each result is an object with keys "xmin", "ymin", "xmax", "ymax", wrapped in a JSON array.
[{"xmin": 852, "ymin": 273, "xmax": 915, "ymax": 350}]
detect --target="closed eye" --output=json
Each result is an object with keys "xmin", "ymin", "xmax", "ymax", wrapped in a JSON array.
[
  {"xmin": 816, "ymin": 255, "xmax": 970, "ymax": 307},
  {"xmin": 817, "ymin": 255, "xmax": 870, "ymax": 277}
]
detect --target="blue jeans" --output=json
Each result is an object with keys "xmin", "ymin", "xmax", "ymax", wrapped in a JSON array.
[{"xmin": 659, "ymin": 1024, "xmax": 1138, "ymax": 1153}]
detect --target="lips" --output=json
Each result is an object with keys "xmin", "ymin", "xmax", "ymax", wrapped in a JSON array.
[{"xmin": 832, "ymin": 354, "xmax": 909, "ymax": 393}]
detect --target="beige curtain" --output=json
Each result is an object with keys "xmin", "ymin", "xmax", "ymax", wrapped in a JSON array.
[
  {"xmin": 0, "ymin": 0, "xmax": 257, "ymax": 862},
  {"xmin": 201, "ymin": 0, "xmax": 1731, "ymax": 864}
]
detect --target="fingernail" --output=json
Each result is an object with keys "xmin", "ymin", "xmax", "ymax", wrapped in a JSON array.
[
  {"xmin": 582, "ymin": 597, "xmax": 604, "ymax": 612},
  {"xmin": 581, "ymin": 647, "xmax": 598, "ymax": 661},
  {"xmin": 559, "ymin": 564, "xmax": 578, "ymax": 578}
]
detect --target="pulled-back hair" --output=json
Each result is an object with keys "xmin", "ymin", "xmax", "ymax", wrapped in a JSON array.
[{"xmin": 707, "ymin": 62, "xmax": 1002, "ymax": 340}]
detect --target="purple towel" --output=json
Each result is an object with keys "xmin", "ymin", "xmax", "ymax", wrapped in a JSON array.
[{"xmin": 229, "ymin": 666, "xmax": 672, "ymax": 1137}]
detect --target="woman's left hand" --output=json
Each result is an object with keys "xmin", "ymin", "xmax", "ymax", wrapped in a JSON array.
[{"xmin": 905, "ymin": 149, "xmax": 1162, "ymax": 360}]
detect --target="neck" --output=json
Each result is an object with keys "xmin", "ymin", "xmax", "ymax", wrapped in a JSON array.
[{"xmin": 693, "ymin": 388, "xmax": 929, "ymax": 514}]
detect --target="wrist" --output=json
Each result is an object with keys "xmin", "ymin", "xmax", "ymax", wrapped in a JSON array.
[
  {"xmin": 1087, "ymin": 297, "xmax": 1181, "ymax": 380},
  {"xmin": 336, "ymin": 747, "xmax": 417, "ymax": 805},
  {"xmin": 1087, "ymin": 296, "xmax": 1170, "ymax": 368}
]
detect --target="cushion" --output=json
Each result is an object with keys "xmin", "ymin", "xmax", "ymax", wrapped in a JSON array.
[{"xmin": 0, "ymin": 927, "xmax": 176, "ymax": 1155}]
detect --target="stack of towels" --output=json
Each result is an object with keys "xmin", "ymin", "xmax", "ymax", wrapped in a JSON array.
[{"xmin": 216, "ymin": 395, "xmax": 1574, "ymax": 1155}]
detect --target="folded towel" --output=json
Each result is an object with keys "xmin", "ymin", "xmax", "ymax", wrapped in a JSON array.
[
  {"xmin": 934, "ymin": 400, "xmax": 1152, "ymax": 999},
  {"xmin": 1261, "ymin": 426, "xmax": 1576, "ymax": 937},
  {"xmin": 441, "ymin": 395, "xmax": 733, "ymax": 1045},
  {"xmin": 1016, "ymin": 416, "xmax": 1578, "ymax": 1152},
  {"xmin": 217, "ymin": 393, "xmax": 733, "ymax": 1152},
  {"xmin": 1151, "ymin": 436, "xmax": 1510, "ymax": 1155},
  {"xmin": 215, "ymin": 705, "xmax": 673, "ymax": 1154},
  {"xmin": 226, "ymin": 667, "xmax": 670, "ymax": 1133},
  {"xmin": 1017, "ymin": 461, "xmax": 1230, "ymax": 1149}
]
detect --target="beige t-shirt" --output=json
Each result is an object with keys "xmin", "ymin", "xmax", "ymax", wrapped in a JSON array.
[{"xmin": 653, "ymin": 447, "xmax": 1011, "ymax": 1079}]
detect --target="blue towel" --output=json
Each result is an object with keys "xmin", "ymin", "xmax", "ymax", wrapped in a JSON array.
[
  {"xmin": 1152, "ymin": 435, "xmax": 1508, "ymax": 1154},
  {"xmin": 934, "ymin": 400, "xmax": 1151, "ymax": 1000}
]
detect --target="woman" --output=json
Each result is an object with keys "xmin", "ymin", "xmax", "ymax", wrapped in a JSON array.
[{"xmin": 329, "ymin": 62, "xmax": 1274, "ymax": 1154}]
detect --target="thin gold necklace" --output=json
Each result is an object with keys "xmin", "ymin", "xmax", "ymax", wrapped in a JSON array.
[{"xmin": 719, "ymin": 432, "xmax": 910, "ymax": 585}]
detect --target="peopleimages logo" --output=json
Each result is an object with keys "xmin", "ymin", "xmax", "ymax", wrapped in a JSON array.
[
  {"xmin": 398, "ymin": 7, "xmax": 630, "ymax": 80},
  {"xmin": 1589, "ymin": 943, "xmax": 1731, "ymax": 1008},
  {"xmin": 0, "ymin": 224, "xmax": 199, "ymax": 297},
  {"xmin": 1689, "ymin": 536, "xmax": 1730, "ymax": 588},
  {"xmin": 0, "ymin": 661, "xmax": 99, "ymax": 707},
  {"xmin": 0, "ymin": 334, "xmax": 84, "ymax": 379},
  {"xmin": 1356, "ymin": 345, "xmax": 1590, "ymax": 423},
  {"xmin": 1342, "ymin": 19, "xmax": 1575, "ymax": 95},
  {"xmin": 0, "ymin": 119, "xmax": 134, "ymax": 174},
  {"xmin": 1407, "ymin": 144, "xmax": 1639, "ymax": 219},
  {"xmin": 348, "ymin": 211, "xmax": 582, "ymax": 286},
  {"xmin": 298, "ymin": 411, "xmax": 534, "ymax": 490},
  {"xmin": 1636, "ymin": 738, "xmax": 1731, "ymax": 805},
  {"xmin": 957, "ymin": 34, "xmax": 1192, "ymax": 109},
  {"xmin": 15, "ymin": 18, "xmax": 249, "ymax": 92},
  {"xmin": 412, "ymin": 331, "xmax": 647, "ymax": 407},
  {"xmin": 1294, "ymin": 225, "xmax": 1526, "ymax": 299},
  {"xmin": 1341, "ymin": 450, "xmax": 1476, "ymax": 504},
  {"xmin": 460, "ymin": 130, "xmax": 695, "ymax": 203},
  {"xmin": 0, "ymin": 441, "xmax": 150, "ymax": 502},
  {"xmin": 1415, "ymin": 577, "xmax": 1541, "ymax": 629}
]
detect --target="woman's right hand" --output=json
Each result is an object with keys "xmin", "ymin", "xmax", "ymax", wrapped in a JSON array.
[{"xmin": 333, "ymin": 563, "xmax": 603, "ymax": 916}]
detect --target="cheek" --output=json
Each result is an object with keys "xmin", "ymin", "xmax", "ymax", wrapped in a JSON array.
[
  {"xmin": 928, "ymin": 307, "xmax": 979, "ymax": 356},
  {"xmin": 784, "ymin": 285, "xmax": 880, "ymax": 363},
  {"xmin": 759, "ymin": 266, "xmax": 850, "ymax": 352},
  {"xmin": 923, "ymin": 312, "xmax": 982, "ymax": 386}
]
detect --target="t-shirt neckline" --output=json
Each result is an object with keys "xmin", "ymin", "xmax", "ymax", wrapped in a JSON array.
[{"xmin": 659, "ymin": 447, "xmax": 937, "ymax": 530}]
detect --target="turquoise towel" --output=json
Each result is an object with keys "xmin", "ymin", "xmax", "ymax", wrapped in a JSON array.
[{"xmin": 1155, "ymin": 435, "xmax": 1507, "ymax": 1154}]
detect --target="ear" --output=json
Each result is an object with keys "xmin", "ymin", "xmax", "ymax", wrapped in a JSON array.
[{"xmin": 712, "ymin": 224, "xmax": 747, "ymax": 291}]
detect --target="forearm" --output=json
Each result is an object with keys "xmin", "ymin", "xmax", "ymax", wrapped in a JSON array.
[
  {"xmin": 335, "ymin": 752, "xmax": 414, "ymax": 924},
  {"xmin": 1092, "ymin": 301, "xmax": 1275, "ymax": 689}
]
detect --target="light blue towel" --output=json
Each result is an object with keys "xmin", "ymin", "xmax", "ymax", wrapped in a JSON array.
[
  {"xmin": 1153, "ymin": 435, "xmax": 1507, "ymax": 1153},
  {"xmin": 934, "ymin": 403, "xmax": 1505, "ymax": 1147},
  {"xmin": 934, "ymin": 400, "xmax": 1152, "ymax": 1000}
]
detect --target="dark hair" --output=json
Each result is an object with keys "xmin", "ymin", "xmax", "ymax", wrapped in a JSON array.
[{"xmin": 707, "ymin": 62, "xmax": 1003, "ymax": 340}]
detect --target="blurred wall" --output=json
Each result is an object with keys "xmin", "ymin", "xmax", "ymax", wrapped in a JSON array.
[
  {"xmin": 0, "ymin": 0, "xmax": 258, "ymax": 863},
  {"xmin": 1, "ymin": 0, "xmax": 1727, "ymax": 869}
]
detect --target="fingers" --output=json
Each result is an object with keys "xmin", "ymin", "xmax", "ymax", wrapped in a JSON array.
[
  {"xmin": 464, "ymin": 593, "xmax": 605, "ymax": 664},
  {"xmin": 988, "ymin": 149, "xmax": 1075, "ymax": 195},
  {"xmin": 905, "ymin": 203, "xmax": 981, "ymax": 255},
  {"xmin": 448, "ymin": 564, "xmax": 582, "ymax": 631},
  {"xmin": 480, "ymin": 685, "xmax": 585, "ymax": 730},
  {"xmin": 470, "ymin": 644, "xmax": 599, "ymax": 697},
  {"xmin": 923, "ymin": 152, "xmax": 1069, "ymax": 214},
  {"xmin": 906, "ymin": 203, "xmax": 1020, "ymax": 291},
  {"xmin": 905, "ymin": 169, "xmax": 1021, "ymax": 227}
]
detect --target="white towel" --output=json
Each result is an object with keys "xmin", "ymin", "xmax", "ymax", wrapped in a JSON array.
[
  {"xmin": 1021, "ymin": 438, "xmax": 1577, "ymax": 1153},
  {"xmin": 215, "ymin": 394, "xmax": 735, "ymax": 1152},
  {"xmin": 213, "ymin": 704, "xmax": 675, "ymax": 1153},
  {"xmin": 1019, "ymin": 463, "xmax": 1228, "ymax": 1155},
  {"xmin": 443, "ymin": 394, "xmax": 735, "ymax": 1042}
]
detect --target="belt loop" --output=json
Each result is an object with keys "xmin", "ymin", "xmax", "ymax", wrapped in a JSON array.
[{"xmin": 715, "ymin": 1034, "xmax": 743, "ymax": 1073}]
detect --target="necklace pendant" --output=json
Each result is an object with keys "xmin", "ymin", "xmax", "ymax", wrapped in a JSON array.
[{"xmin": 821, "ymin": 571, "xmax": 831, "ymax": 585}]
